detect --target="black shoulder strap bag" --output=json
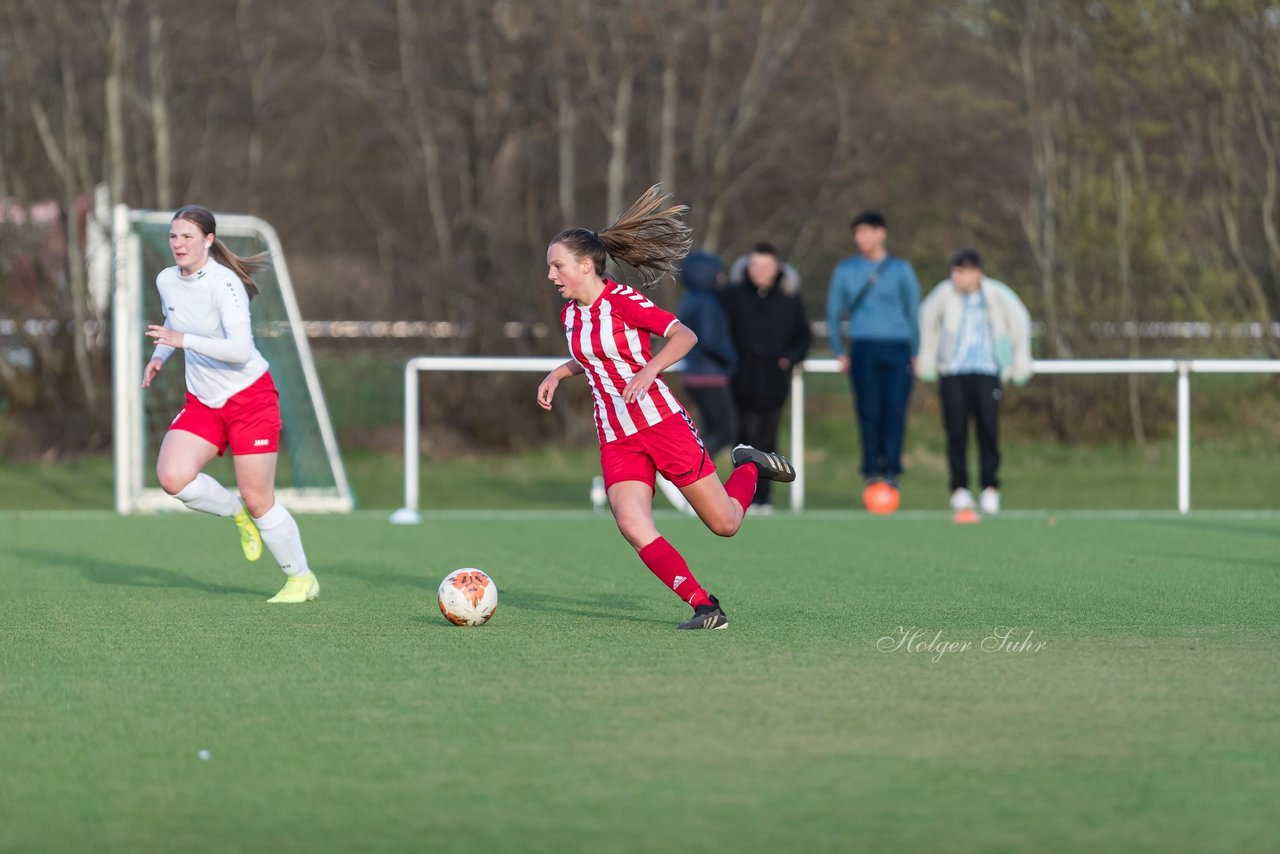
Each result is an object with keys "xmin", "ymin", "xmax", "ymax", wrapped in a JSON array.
[{"xmin": 846, "ymin": 256, "xmax": 893, "ymax": 355}]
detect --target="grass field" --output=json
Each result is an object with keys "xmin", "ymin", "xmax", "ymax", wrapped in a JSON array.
[
  {"xmin": 2, "ymin": 509, "xmax": 1278, "ymax": 852},
  {"xmin": 2, "ymin": 433, "xmax": 1278, "ymax": 513}
]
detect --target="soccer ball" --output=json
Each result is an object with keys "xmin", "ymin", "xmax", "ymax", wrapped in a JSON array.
[
  {"xmin": 438, "ymin": 568, "xmax": 498, "ymax": 626},
  {"xmin": 863, "ymin": 481, "xmax": 900, "ymax": 515}
]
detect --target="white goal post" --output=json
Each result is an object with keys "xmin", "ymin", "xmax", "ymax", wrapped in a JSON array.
[
  {"xmin": 390, "ymin": 356, "xmax": 1280, "ymax": 522},
  {"xmin": 106, "ymin": 203, "xmax": 354, "ymax": 514}
]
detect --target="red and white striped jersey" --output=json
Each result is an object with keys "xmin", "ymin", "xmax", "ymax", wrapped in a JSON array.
[{"xmin": 561, "ymin": 280, "xmax": 687, "ymax": 445}]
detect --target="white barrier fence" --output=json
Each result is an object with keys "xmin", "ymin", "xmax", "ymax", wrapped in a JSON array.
[{"xmin": 389, "ymin": 357, "xmax": 1280, "ymax": 523}]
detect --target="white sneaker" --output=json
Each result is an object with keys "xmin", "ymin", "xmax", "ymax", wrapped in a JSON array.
[
  {"xmin": 950, "ymin": 488, "xmax": 975, "ymax": 512},
  {"xmin": 979, "ymin": 487, "xmax": 1000, "ymax": 515}
]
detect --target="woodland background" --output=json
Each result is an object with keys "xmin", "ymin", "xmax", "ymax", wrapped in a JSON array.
[{"xmin": 2, "ymin": 0, "xmax": 1279, "ymax": 455}]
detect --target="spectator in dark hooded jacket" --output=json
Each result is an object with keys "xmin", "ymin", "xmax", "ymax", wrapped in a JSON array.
[
  {"xmin": 675, "ymin": 251, "xmax": 738, "ymax": 458},
  {"xmin": 721, "ymin": 243, "xmax": 811, "ymax": 512}
]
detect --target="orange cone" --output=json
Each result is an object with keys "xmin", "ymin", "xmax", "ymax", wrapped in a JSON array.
[{"xmin": 863, "ymin": 482, "xmax": 900, "ymax": 515}]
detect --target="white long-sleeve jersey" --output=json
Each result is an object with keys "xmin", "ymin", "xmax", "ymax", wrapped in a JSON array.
[{"xmin": 151, "ymin": 259, "xmax": 270, "ymax": 408}]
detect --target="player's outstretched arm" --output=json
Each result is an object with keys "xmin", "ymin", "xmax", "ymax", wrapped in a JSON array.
[{"xmin": 537, "ymin": 360, "xmax": 583, "ymax": 410}]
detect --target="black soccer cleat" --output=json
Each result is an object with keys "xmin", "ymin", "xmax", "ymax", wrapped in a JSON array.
[
  {"xmin": 731, "ymin": 444, "xmax": 796, "ymax": 483},
  {"xmin": 677, "ymin": 596, "xmax": 729, "ymax": 630}
]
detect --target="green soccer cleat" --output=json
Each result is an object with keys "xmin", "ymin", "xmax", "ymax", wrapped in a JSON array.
[
  {"xmin": 233, "ymin": 507, "xmax": 263, "ymax": 562},
  {"xmin": 267, "ymin": 572, "xmax": 320, "ymax": 604}
]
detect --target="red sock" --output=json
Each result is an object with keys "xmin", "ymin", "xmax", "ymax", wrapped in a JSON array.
[
  {"xmin": 724, "ymin": 463, "xmax": 759, "ymax": 512},
  {"xmin": 637, "ymin": 537, "xmax": 712, "ymax": 609}
]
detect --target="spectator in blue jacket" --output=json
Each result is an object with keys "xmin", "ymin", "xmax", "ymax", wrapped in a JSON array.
[
  {"xmin": 675, "ymin": 251, "xmax": 738, "ymax": 458},
  {"xmin": 825, "ymin": 210, "xmax": 921, "ymax": 488}
]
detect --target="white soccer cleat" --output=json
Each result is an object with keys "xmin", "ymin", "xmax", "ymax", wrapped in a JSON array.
[
  {"xmin": 979, "ymin": 487, "xmax": 1000, "ymax": 515},
  {"xmin": 950, "ymin": 488, "xmax": 976, "ymax": 512}
]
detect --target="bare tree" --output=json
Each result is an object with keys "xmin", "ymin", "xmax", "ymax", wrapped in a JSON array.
[
  {"xmin": 697, "ymin": 0, "xmax": 819, "ymax": 249},
  {"xmin": 104, "ymin": 0, "xmax": 132, "ymax": 209},
  {"xmin": 1208, "ymin": 81, "xmax": 1279, "ymax": 356},
  {"xmin": 553, "ymin": 0, "xmax": 578, "ymax": 222},
  {"xmin": 12, "ymin": 2, "xmax": 104, "ymax": 413},
  {"xmin": 147, "ymin": 8, "xmax": 173, "ymax": 208},
  {"xmin": 234, "ymin": 0, "xmax": 277, "ymax": 212},
  {"xmin": 1114, "ymin": 153, "xmax": 1146, "ymax": 447},
  {"xmin": 395, "ymin": 0, "xmax": 453, "ymax": 265},
  {"xmin": 652, "ymin": 11, "xmax": 688, "ymax": 197}
]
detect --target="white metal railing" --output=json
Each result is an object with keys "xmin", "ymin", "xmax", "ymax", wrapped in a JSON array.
[{"xmin": 389, "ymin": 357, "xmax": 1280, "ymax": 523}]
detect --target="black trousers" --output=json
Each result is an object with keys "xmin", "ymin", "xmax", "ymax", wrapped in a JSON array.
[
  {"xmin": 939, "ymin": 373, "xmax": 1001, "ymax": 492},
  {"xmin": 736, "ymin": 403, "xmax": 784, "ymax": 505},
  {"xmin": 685, "ymin": 385, "xmax": 737, "ymax": 459}
]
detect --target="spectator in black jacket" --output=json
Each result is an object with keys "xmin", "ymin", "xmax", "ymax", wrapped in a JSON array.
[
  {"xmin": 721, "ymin": 243, "xmax": 811, "ymax": 513},
  {"xmin": 675, "ymin": 251, "xmax": 738, "ymax": 458}
]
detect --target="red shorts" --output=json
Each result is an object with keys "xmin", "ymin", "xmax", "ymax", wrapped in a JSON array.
[
  {"xmin": 600, "ymin": 411, "xmax": 716, "ymax": 491},
  {"xmin": 169, "ymin": 371, "xmax": 282, "ymax": 457}
]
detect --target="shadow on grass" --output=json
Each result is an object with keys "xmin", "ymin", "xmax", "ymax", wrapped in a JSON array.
[
  {"xmin": 500, "ymin": 589, "xmax": 672, "ymax": 626},
  {"xmin": 320, "ymin": 564, "xmax": 675, "ymax": 626},
  {"xmin": 5, "ymin": 547, "xmax": 263, "ymax": 597},
  {"xmin": 0, "ymin": 463, "xmax": 109, "ymax": 511},
  {"xmin": 320, "ymin": 564, "xmax": 434, "ymax": 592},
  {"xmin": 1142, "ymin": 548, "xmax": 1278, "ymax": 571},
  {"xmin": 408, "ymin": 614, "xmax": 492, "ymax": 630},
  {"xmin": 1146, "ymin": 517, "xmax": 1280, "ymax": 542}
]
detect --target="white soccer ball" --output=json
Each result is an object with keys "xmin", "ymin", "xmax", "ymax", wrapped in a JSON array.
[{"xmin": 437, "ymin": 568, "xmax": 498, "ymax": 626}]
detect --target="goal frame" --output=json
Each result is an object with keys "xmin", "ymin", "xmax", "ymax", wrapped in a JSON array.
[{"xmin": 110, "ymin": 205, "xmax": 354, "ymax": 514}]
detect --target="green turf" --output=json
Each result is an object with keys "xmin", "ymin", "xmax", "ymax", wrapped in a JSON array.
[
  {"xmin": 2, "ymin": 434, "xmax": 1278, "ymax": 513},
  {"xmin": 2, "ymin": 511, "xmax": 1277, "ymax": 852}
]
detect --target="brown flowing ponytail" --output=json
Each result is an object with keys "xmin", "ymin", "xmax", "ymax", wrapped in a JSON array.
[
  {"xmin": 172, "ymin": 205, "xmax": 270, "ymax": 300},
  {"xmin": 551, "ymin": 184, "xmax": 693, "ymax": 289}
]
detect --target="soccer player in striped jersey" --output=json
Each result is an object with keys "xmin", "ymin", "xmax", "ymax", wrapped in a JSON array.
[
  {"xmin": 537, "ymin": 186, "xmax": 796, "ymax": 630},
  {"xmin": 142, "ymin": 205, "xmax": 318, "ymax": 604}
]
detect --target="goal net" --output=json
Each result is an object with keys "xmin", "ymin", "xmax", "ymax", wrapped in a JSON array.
[{"xmin": 107, "ymin": 205, "xmax": 353, "ymax": 513}]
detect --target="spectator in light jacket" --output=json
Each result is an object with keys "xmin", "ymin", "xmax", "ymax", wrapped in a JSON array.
[
  {"xmin": 676, "ymin": 251, "xmax": 738, "ymax": 458},
  {"xmin": 917, "ymin": 248, "xmax": 1032, "ymax": 515}
]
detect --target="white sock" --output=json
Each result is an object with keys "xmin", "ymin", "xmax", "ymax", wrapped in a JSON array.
[
  {"xmin": 174, "ymin": 473, "xmax": 241, "ymax": 517},
  {"xmin": 254, "ymin": 503, "xmax": 311, "ymax": 578}
]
